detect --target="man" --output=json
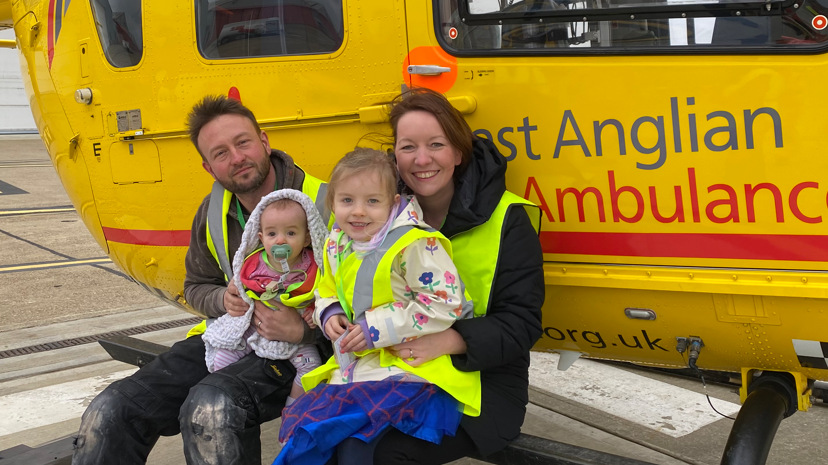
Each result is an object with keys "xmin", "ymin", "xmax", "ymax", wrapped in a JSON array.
[{"xmin": 73, "ymin": 95, "xmax": 329, "ymax": 465}]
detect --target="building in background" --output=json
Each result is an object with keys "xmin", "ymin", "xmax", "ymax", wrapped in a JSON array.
[{"xmin": 0, "ymin": 28, "xmax": 37, "ymax": 134}]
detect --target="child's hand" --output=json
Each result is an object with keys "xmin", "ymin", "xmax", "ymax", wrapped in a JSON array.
[
  {"xmin": 325, "ymin": 314, "xmax": 349, "ymax": 340},
  {"xmin": 224, "ymin": 280, "xmax": 248, "ymax": 317},
  {"xmin": 340, "ymin": 324, "xmax": 367, "ymax": 353},
  {"xmin": 302, "ymin": 308, "xmax": 317, "ymax": 329}
]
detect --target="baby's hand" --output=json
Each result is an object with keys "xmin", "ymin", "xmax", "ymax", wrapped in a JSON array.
[
  {"xmin": 325, "ymin": 314, "xmax": 349, "ymax": 340},
  {"xmin": 224, "ymin": 280, "xmax": 248, "ymax": 317},
  {"xmin": 302, "ymin": 308, "xmax": 317, "ymax": 329}
]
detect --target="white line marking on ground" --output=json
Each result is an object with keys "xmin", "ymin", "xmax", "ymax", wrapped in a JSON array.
[
  {"xmin": 0, "ymin": 369, "xmax": 135, "ymax": 436},
  {"xmin": 529, "ymin": 352, "xmax": 740, "ymax": 438}
]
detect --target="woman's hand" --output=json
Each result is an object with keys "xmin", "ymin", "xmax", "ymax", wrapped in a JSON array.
[
  {"xmin": 325, "ymin": 314, "xmax": 349, "ymax": 340},
  {"xmin": 340, "ymin": 324, "xmax": 367, "ymax": 353},
  {"xmin": 391, "ymin": 328, "xmax": 467, "ymax": 367}
]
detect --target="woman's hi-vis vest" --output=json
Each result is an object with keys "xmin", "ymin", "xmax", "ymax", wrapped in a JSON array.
[
  {"xmin": 450, "ymin": 191, "xmax": 541, "ymax": 317},
  {"xmin": 301, "ymin": 225, "xmax": 482, "ymax": 416},
  {"xmin": 187, "ymin": 171, "xmax": 328, "ymax": 338}
]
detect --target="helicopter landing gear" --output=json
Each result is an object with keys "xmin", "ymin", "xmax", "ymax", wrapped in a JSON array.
[{"xmin": 720, "ymin": 370, "xmax": 810, "ymax": 465}]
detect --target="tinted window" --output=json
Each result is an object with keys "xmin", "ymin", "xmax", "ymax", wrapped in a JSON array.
[
  {"xmin": 90, "ymin": 0, "xmax": 143, "ymax": 67},
  {"xmin": 196, "ymin": 0, "xmax": 344, "ymax": 59},
  {"xmin": 438, "ymin": 0, "xmax": 828, "ymax": 52}
]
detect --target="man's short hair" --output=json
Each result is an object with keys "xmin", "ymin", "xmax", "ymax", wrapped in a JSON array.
[{"xmin": 186, "ymin": 95, "xmax": 263, "ymax": 159}]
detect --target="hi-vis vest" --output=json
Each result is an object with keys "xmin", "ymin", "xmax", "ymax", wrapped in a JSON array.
[
  {"xmin": 241, "ymin": 248, "xmax": 320, "ymax": 310},
  {"xmin": 302, "ymin": 224, "xmax": 482, "ymax": 416},
  {"xmin": 453, "ymin": 190, "xmax": 540, "ymax": 316},
  {"xmin": 207, "ymin": 172, "xmax": 329, "ymax": 282},
  {"xmin": 187, "ymin": 170, "xmax": 328, "ymax": 338}
]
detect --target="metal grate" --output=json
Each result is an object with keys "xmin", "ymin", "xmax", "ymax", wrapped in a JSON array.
[{"xmin": 0, "ymin": 317, "xmax": 202, "ymax": 359}]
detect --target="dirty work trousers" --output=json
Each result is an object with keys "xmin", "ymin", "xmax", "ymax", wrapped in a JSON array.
[{"xmin": 71, "ymin": 334, "xmax": 295, "ymax": 465}]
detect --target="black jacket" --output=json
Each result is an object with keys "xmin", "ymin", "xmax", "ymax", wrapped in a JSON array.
[{"xmin": 444, "ymin": 138, "xmax": 545, "ymax": 456}]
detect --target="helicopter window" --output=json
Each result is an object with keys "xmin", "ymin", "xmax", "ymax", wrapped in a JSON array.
[
  {"xmin": 90, "ymin": 0, "xmax": 143, "ymax": 68},
  {"xmin": 436, "ymin": 0, "xmax": 828, "ymax": 53},
  {"xmin": 196, "ymin": 0, "xmax": 344, "ymax": 59}
]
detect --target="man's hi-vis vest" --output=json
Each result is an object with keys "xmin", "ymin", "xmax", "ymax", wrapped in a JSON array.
[
  {"xmin": 302, "ymin": 225, "xmax": 482, "ymax": 416},
  {"xmin": 187, "ymin": 171, "xmax": 328, "ymax": 338},
  {"xmin": 450, "ymin": 190, "xmax": 541, "ymax": 318},
  {"xmin": 207, "ymin": 173, "xmax": 329, "ymax": 282}
]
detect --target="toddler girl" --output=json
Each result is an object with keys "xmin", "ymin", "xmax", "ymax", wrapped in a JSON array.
[{"xmin": 274, "ymin": 149, "xmax": 480, "ymax": 465}]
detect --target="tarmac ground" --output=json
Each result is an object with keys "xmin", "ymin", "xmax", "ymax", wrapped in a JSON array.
[{"xmin": 1, "ymin": 137, "xmax": 826, "ymax": 464}]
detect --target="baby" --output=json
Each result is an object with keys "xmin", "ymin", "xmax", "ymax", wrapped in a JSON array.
[{"xmin": 202, "ymin": 189, "xmax": 328, "ymax": 405}]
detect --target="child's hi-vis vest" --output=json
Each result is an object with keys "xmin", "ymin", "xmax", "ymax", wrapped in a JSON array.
[
  {"xmin": 239, "ymin": 248, "xmax": 320, "ymax": 310},
  {"xmin": 302, "ymin": 225, "xmax": 482, "ymax": 417}
]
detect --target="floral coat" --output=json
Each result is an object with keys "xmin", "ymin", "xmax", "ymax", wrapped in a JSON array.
[{"xmin": 311, "ymin": 197, "xmax": 473, "ymax": 385}]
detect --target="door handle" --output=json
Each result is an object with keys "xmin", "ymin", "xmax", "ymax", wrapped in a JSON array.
[{"xmin": 407, "ymin": 65, "xmax": 451, "ymax": 75}]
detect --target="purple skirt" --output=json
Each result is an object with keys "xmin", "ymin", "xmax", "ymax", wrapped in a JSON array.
[{"xmin": 274, "ymin": 380, "xmax": 463, "ymax": 465}]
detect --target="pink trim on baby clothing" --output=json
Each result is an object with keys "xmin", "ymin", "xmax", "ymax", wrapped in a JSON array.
[{"xmin": 241, "ymin": 248, "xmax": 313, "ymax": 293}]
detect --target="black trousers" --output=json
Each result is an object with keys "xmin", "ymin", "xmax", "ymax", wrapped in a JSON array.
[
  {"xmin": 324, "ymin": 425, "xmax": 477, "ymax": 465},
  {"xmin": 72, "ymin": 335, "xmax": 295, "ymax": 465}
]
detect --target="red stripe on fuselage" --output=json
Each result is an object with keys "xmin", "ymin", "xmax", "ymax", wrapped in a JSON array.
[
  {"xmin": 47, "ymin": 0, "xmax": 55, "ymax": 67},
  {"xmin": 540, "ymin": 231, "xmax": 828, "ymax": 262},
  {"xmin": 101, "ymin": 227, "xmax": 825, "ymax": 261},
  {"xmin": 102, "ymin": 227, "xmax": 190, "ymax": 247}
]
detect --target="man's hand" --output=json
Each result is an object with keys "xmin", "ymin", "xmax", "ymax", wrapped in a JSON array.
[
  {"xmin": 324, "ymin": 314, "xmax": 349, "ymax": 341},
  {"xmin": 340, "ymin": 324, "xmax": 367, "ymax": 353},
  {"xmin": 253, "ymin": 300, "xmax": 305, "ymax": 343},
  {"xmin": 391, "ymin": 328, "xmax": 467, "ymax": 367},
  {"xmin": 223, "ymin": 280, "xmax": 248, "ymax": 317},
  {"xmin": 302, "ymin": 307, "xmax": 317, "ymax": 329}
]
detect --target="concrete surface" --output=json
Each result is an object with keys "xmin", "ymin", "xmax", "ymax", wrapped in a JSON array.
[{"xmin": 0, "ymin": 137, "xmax": 162, "ymax": 331}]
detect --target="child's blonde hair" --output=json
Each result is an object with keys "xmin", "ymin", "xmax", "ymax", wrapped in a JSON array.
[{"xmin": 325, "ymin": 148, "xmax": 398, "ymax": 212}]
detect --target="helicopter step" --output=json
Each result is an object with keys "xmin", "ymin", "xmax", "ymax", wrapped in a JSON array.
[{"xmin": 0, "ymin": 433, "xmax": 658, "ymax": 465}]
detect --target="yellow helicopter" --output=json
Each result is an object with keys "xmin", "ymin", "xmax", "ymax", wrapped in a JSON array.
[{"xmin": 1, "ymin": 0, "xmax": 827, "ymax": 458}]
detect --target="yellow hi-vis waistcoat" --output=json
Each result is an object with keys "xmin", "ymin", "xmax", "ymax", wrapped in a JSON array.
[
  {"xmin": 450, "ymin": 191, "xmax": 541, "ymax": 317},
  {"xmin": 241, "ymin": 248, "xmax": 320, "ymax": 310},
  {"xmin": 301, "ymin": 225, "xmax": 482, "ymax": 416},
  {"xmin": 187, "ymin": 170, "xmax": 329, "ymax": 338}
]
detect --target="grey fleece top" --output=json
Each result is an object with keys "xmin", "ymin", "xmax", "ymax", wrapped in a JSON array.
[{"xmin": 183, "ymin": 149, "xmax": 316, "ymax": 344}]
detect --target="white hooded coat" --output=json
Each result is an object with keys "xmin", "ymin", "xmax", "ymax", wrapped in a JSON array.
[{"xmin": 202, "ymin": 189, "xmax": 329, "ymax": 372}]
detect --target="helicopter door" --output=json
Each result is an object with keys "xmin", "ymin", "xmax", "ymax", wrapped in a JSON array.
[{"xmin": 194, "ymin": 0, "xmax": 409, "ymax": 153}]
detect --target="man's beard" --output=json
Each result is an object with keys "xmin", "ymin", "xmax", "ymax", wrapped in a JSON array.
[{"xmin": 220, "ymin": 156, "xmax": 271, "ymax": 195}]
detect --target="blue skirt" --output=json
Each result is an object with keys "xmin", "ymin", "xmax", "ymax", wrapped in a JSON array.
[{"xmin": 274, "ymin": 381, "xmax": 463, "ymax": 465}]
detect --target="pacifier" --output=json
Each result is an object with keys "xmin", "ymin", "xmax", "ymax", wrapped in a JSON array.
[
  {"xmin": 270, "ymin": 244, "xmax": 293, "ymax": 273},
  {"xmin": 270, "ymin": 244, "xmax": 293, "ymax": 260}
]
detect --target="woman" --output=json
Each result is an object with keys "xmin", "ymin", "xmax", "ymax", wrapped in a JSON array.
[{"xmin": 369, "ymin": 87, "xmax": 545, "ymax": 462}]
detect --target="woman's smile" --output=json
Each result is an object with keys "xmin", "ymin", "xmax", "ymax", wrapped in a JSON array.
[{"xmin": 413, "ymin": 170, "xmax": 439, "ymax": 179}]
